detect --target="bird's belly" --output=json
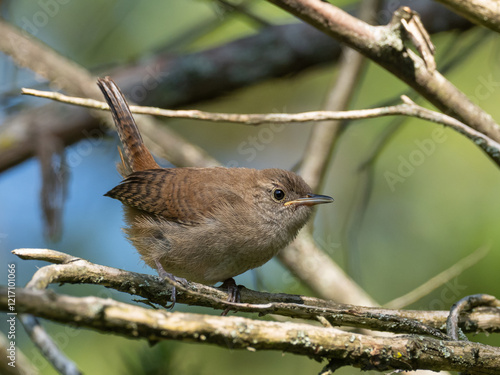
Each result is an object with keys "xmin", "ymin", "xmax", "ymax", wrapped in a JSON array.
[{"xmin": 125, "ymin": 214, "xmax": 290, "ymax": 285}]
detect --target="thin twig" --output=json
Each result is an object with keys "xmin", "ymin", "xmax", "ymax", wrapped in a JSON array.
[
  {"xmin": 265, "ymin": 0, "xmax": 500, "ymax": 152},
  {"xmin": 385, "ymin": 245, "xmax": 491, "ymax": 309},
  {"xmin": 14, "ymin": 248, "xmax": 79, "ymax": 264},
  {"xmin": 18, "ymin": 88, "xmax": 468, "ymax": 125},
  {"xmin": 0, "ymin": 3, "xmax": 473, "ymax": 174},
  {"xmin": 20, "ymin": 315, "xmax": 81, "ymax": 375},
  {"xmin": 435, "ymin": 0, "xmax": 500, "ymax": 33},
  {"xmin": 447, "ymin": 294, "xmax": 500, "ymax": 341},
  {"xmin": 21, "ymin": 88, "xmax": 500, "ymax": 165},
  {"xmin": 300, "ymin": 0, "xmax": 383, "ymax": 193}
]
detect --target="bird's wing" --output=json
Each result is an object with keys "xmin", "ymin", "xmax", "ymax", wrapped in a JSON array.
[{"xmin": 105, "ymin": 169, "xmax": 244, "ymax": 225}]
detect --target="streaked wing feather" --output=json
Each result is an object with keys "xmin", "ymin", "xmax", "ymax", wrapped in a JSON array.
[{"xmin": 105, "ymin": 169, "xmax": 244, "ymax": 224}]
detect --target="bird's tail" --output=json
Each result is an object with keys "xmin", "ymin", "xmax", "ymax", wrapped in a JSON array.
[{"xmin": 97, "ymin": 76, "xmax": 159, "ymax": 176}]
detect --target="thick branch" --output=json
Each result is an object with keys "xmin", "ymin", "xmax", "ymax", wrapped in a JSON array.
[
  {"xmin": 11, "ymin": 249, "xmax": 500, "ymax": 336},
  {"xmin": 435, "ymin": 0, "xmax": 500, "ymax": 33},
  {"xmin": 2, "ymin": 287, "xmax": 500, "ymax": 374}
]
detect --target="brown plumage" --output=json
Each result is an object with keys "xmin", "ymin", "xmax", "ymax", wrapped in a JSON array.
[{"xmin": 98, "ymin": 77, "xmax": 333, "ymax": 289}]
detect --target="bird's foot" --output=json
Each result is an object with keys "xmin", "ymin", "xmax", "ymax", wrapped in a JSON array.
[
  {"xmin": 154, "ymin": 260, "xmax": 187, "ymax": 309},
  {"xmin": 220, "ymin": 278, "xmax": 241, "ymax": 316}
]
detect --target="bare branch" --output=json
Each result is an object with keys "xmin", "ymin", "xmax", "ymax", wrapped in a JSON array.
[
  {"xmin": 0, "ymin": 331, "xmax": 38, "ymax": 375},
  {"xmin": 13, "ymin": 248, "xmax": 79, "ymax": 264},
  {"xmin": 11, "ymin": 249, "xmax": 500, "ymax": 335},
  {"xmin": 447, "ymin": 294, "xmax": 500, "ymax": 340},
  {"xmin": 19, "ymin": 315, "xmax": 80, "ymax": 375},
  {"xmin": 264, "ymin": 0, "xmax": 500, "ymax": 153},
  {"xmin": 17, "ymin": 88, "xmax": 467, "ymax": 125},
  {"xmin": 2, "ymin": 286, "xmax": 500, "ymax": 374},
  {"xmin": 21, "ymin": 88, "xmax": 500, "ymax": 166},
  {"xmin": 435, "ymin": 0, "xmax": 500, "ymax": 33},
  {"xmin": 0, "ymin": 19, "xmax": 218, "ymax": 170},
  {"xmin": 0, "ymin": 2, "xmax": 473, "ymax": 173},
  {"xmin": 278, "ymin": 230, "xmax": 377, "ymax": 306},
  {"xmin": 7, "ymin": 249, "xmax": 500, "ymax": 373}
]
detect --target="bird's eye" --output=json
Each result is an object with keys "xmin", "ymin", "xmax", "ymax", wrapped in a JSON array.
[{"xmin": 273, "ymin": 188, "xmax": 286, "ymax": 201}]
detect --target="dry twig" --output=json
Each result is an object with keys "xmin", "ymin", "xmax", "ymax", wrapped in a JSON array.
[
  {"xmin": 435, "ymin": 0, "xmax": 500, "ymax": 33},
  {"xmin": 21, "ymin": 88, "xmax": 500, "ymax": 165},
  {"xmin": 0, "ymin": 3, "xmax": 474, "ymax": 172},
  {"xmin": 3, "ymin": 248, "xmax": 500, "ymax": 375},
  {"xmin": 10, "ymin": 248, "xmax": 500, "ymax": 335},
  {"xmin": 2, "ymin": 286, "xmax": 500, "ymax": 374},
  {"xmin": 265, "ymin": 0, "xmax": 500, "ymax": 152}
]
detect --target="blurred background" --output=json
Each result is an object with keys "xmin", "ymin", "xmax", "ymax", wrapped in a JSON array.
[{"xmin": 1, "ymin": 1, "xmax": 499, "ymax": 374}]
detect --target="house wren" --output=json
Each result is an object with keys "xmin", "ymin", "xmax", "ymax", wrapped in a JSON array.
[{"xmin": 97, "ymin": 77, "xmax": 333, "ymax": 306}]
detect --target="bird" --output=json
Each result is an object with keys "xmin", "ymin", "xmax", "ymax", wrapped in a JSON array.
[{"xmin": 97, "ymin": 76, "xmax": 333, "ymax": 309}]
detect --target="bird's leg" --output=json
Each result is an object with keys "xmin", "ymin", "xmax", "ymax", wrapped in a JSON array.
[
  {"xmin": 154, "ymin": 259, "xmax": 187, "ymax": 309},
  {"xmin": 220, "ymin": 277, "xmax": 241, "ymax": 316}
]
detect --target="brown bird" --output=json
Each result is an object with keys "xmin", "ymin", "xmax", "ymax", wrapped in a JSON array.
[{"xmin": 97, "ymin": 77, "xmax": 333, "ymax": 307}]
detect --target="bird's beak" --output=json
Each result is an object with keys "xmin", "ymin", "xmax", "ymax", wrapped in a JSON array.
[{"xmin": 284, "ymin": 194, "xmax": 334, "ymax": 207}]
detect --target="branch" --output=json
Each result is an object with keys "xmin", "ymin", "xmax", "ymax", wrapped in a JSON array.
[
  {"xmin": 299, "ymin": 0, "xmax": 382, "ymax": 192},
  {"xmin": 21, "ymin": 88, "xmax": 500, "ymax": 167},
  {"xmin": 2, "ymin": 17, "xmax": 373, "ymax": 323},
  {"xmin": 16, "ymin": 88, "xmax": 471, "ymax": 125},
  {"xmin": 19, "ymin": 314, "xmax": 80, "ymax": 375},
  {"xmin": 435, "ymin": 0, "xmax": 500, "ymax": 33},
  {"xmin": 278, "ymin": 230, "xmax": 377, "ymax": 306},
  {"xmin": 447, "ymin": 294, "xmax": 500, "ymax": 340},
  {"xmin": 11, "ymin": 249, "xmax": 500, "ymax": 336},
  {"xmin": 0, "ymin": 1, "xmax": 472, "ymax": 173},
  {"xmin": 265, "ymin": 0, "xmax": 500, "ymax": 153},
  {"xmin": 0, "ymin": 331, "xmax": 38, "ymax": 375},
  {"xmin": 2, "ymin": 286, "xmax": 500, "ymax": 374},
  {"xmin": 0, "ymin": 19, "xmax": 218, "ymax": 171}
]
